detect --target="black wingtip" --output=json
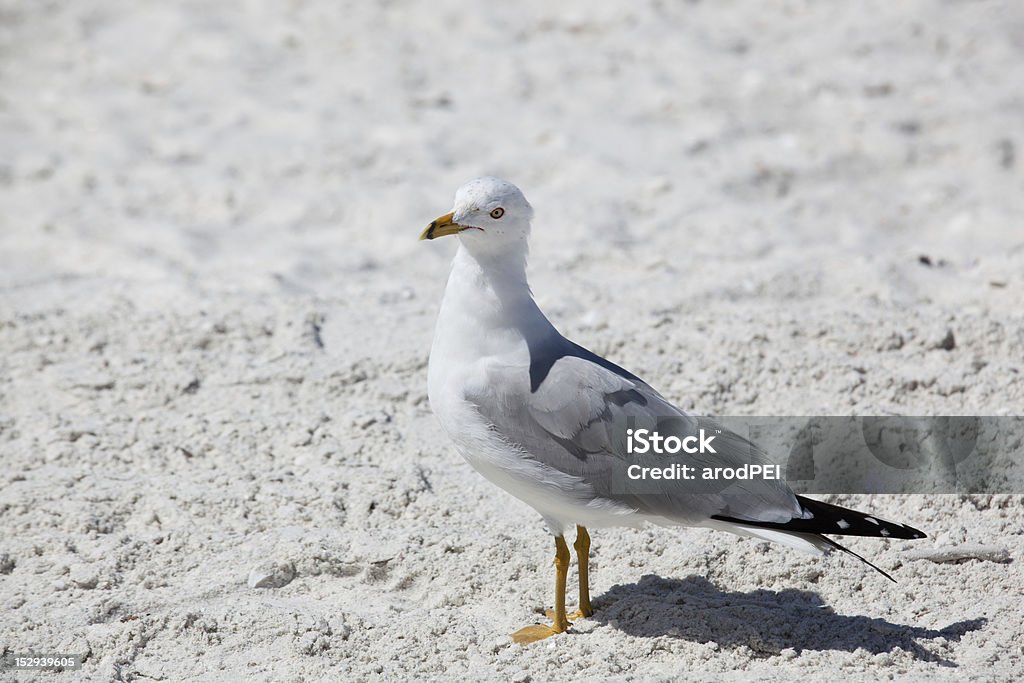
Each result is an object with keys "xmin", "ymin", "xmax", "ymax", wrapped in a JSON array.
[
  {"xmin": 792, "ymin": 495, "xmax": 927, "ymax": 540},
  {"xmin": 709, "ymin": 496, "xmax": 926, "ymax": 581},
  {"xmin": 711, "ymin": 496, "xmax": 927, "ymax": 541}
]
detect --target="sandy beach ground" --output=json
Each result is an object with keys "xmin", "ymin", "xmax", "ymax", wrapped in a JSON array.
[{"xmin": 2, "ymin": 1, "xmax": 1023, "ymax": 680}]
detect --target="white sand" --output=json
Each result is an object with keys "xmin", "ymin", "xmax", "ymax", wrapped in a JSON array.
[{"xmin": 2, "ymin": 1, "xmax": 1022, "ymax": 680}]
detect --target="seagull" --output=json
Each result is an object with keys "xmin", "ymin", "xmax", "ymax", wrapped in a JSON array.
[{"xmin": 420, "ymin": 177, "xmax": 926, "ymax": 644}]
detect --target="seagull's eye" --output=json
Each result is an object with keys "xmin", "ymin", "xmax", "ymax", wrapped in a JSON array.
[{"xmin": 490, "ymin": 207, "xmax": 505, "ymax": 219}]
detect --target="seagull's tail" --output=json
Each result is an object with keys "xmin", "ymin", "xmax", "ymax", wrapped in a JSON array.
[
  {"xmin": 708, "ymin": 495, "xmax": 927, "ymax": 583},
  {"xmin": 704, "ymin": 519, "xmax": 835, "ymax": 556}
]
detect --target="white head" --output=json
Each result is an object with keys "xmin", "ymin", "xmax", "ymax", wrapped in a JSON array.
[{"xmin": 420, "ymin": 177, "xmax": 534, "ymax": 259}]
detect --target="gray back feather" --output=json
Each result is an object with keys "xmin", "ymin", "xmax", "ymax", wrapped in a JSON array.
[{"xmin": 470, "ymin": 336, "xmax": 805, "ymax": 526}]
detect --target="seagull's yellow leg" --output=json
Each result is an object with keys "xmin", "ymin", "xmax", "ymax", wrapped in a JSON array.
[
  {"xmin": 550, "ymin": 525, "xmax": 593, "ymax": 620},
  {"xmin": 573, "ymin": 525, "xmax": 593, "ymax": 618},
  {"xmin": 544, "ymin": 525, "xmax": 594, "ymax": 621},
  {"xmin": 511, "ymin": 535, "xmax": 571, "ymax": 644}
]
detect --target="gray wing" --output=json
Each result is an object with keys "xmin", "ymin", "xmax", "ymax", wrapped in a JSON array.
[{"xmin": 472, "ymin": 342, "xmax": 806, "ymax": 526}]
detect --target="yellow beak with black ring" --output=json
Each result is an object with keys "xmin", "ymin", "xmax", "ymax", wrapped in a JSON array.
[{"xmin": 419, "ymin": 212, "xmax": 468, "ymax": 240}]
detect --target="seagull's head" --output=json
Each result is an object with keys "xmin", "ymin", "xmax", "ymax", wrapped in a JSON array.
[{"xmin": 420, "ymin": 177, "xmax": 534, "ymax": 257}]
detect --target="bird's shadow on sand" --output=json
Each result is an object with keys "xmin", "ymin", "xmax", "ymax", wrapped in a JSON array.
[{"xmin": 590, "ymin": 575, "xmax": 985, "ymax": 666}]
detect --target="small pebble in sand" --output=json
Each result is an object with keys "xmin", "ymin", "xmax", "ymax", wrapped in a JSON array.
[
  {"xmin": 248, "ymin": 561, "xmax": 296, "ymax": 588},
  {"xmin": 934, "ymin": 329, "xmax": 956, "ymax": 351}
]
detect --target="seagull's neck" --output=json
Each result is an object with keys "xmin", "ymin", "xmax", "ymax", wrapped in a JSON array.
[{"xmin": 439, "ymin": 243, "xmax": 556, "ymax": 341}]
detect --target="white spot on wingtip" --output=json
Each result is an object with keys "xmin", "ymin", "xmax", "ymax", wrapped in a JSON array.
[
  {"xmin": 880, "ymin": 528, "xmax": 891, "ymax": 537},
  {"xmin": 837, "ymin": 519, "xmax": 850, "ymax": 530},
  {"xmin": 865, "ymin": 517, "xmax": 880, "ymax": 525}
]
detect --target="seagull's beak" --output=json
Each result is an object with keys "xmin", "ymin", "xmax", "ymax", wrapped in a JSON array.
[{"xmin": 419, "ymin": 212, "xmax": 464, "ymax": 240}]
